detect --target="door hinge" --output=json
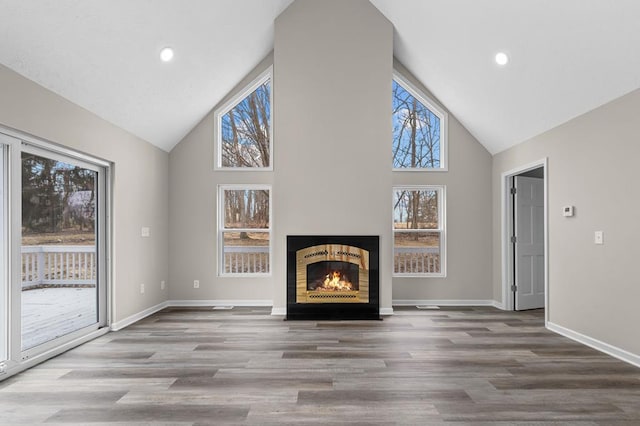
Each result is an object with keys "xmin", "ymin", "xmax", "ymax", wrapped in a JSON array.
[
  {"xmin": 511, "ymin": 285, "xmax": 517, "ymax": 292},
  {"xmin": 510, "ymin": 236, "xmax": 517, "ymax": 243},
  {"xmin": 510, "ymin": 187, "xmax": 517, "ymax": 195}
]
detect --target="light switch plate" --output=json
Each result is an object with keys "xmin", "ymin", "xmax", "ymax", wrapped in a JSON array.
[
  {"xmin": 563, "ymin": 206, "xmax": 574, "ymax": 217},
  {"xmin": 141, "ymin": 227, "xmax": 150, "ymax": 237}
]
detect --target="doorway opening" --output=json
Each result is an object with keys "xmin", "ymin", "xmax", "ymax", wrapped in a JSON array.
[{"xmin": 501, "ymin": 159, "xmax": 548, "ymax": 322}]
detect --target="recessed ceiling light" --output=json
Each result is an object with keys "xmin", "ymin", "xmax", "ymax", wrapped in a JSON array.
[
  {"xmin": 160, "ymin": 47, "xmax": 174, "ymax": 62},
  {"xmin": 495, "ymin": 52, "xmax": 509, "ymax": 66}
]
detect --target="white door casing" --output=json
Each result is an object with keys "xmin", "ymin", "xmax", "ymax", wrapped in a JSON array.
[{"xmin": 514, "ymin": 176, "xmax": 545, "ymax": 310}]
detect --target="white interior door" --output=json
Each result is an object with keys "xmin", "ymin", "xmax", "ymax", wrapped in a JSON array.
[{"xmin": 514, "ymin": 176, "xmax": 545, "ymax": 310}]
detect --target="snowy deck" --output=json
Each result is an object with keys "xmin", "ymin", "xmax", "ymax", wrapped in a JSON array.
[{"xmin": 21, "ymin": 287, "xmax": 97, "ymax": 350}]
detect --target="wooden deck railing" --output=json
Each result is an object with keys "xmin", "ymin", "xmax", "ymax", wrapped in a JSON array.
[
  {"xmin": 224, "ymin": 246, "xmax": 270, "ymax": 274},
  {"xmin": 223, "ymin": 245, "xmax": 440, "ymax": 275},
  {"xmin": 22, "ymin": 245, "xmax": 96, "ymax": 289},
  {"xmin": 394, "ymin": 246, "xmax": 440, "ymax": 274}
]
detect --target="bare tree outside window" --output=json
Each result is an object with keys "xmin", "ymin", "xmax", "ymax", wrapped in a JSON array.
[
  {"xmin": 22, "ymin": 153, "xmax": 96, "ymax": 245},
  {"xmin": 392, "ymin": 79, "xmax": 441, "ymax": 169},
  {"xmin": 393, "ymin": 187, "xmax": 444, "ymax": 275},
  {"xmin": 220, "ymin": 187, "xmax": 271, "ymax": 275},
  {"xmin": 220, "ymin": 81, "xmax": 271, "ymax": 168}
]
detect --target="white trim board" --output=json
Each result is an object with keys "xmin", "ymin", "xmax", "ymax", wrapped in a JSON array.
[
  {"xmin": 101, "ymin": 299, "xmax": 503, "ymax": 333},
  {"xmin": 500, "ymin": 158, "xmax": 549, "ymax": 322},
  {"xmin": 168, "ymin": 299, "xmax": 273, "ymax": 308},
  {"xmin": 492, "ymin": 301, "xmax": 505, "ymax": 310},
  {"xmin": 271, "ymin": 307, "xmax": 286, "ymax": 316},
  {"xmin": 393, "ymin": 299, "xmax": 497, "ymax": 307},
  {"xmin": 547, "ymin": 322, "xmax": 640, "ymax": 368},
  {"xmin": 111, "ymin": 300, "xmax": 274, "ymax": 331},
  {"xmin": 110, "ymin": 301, "xmax": 169, "ymax": 331}
]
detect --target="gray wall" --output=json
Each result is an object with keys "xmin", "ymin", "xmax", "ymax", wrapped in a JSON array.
[
  {"xmin": 493, "ymin": 88, "xmax": 640, "ymax": 356},
  {"xmin": 0, "ymin": 64, "xmax": 169, "ymax": 323},
  {"xmin": 168, "ymin": 0, "xmax": 494, "ymax": 309},
  {"xmin": 273, "ymin": 0, "xmax": 394, "ymax": 311},
  {"xmin": 391, "ymin": 61, "xmax": 493, "ymax": 303},
  {"xmin": 168, "ymin": 53, "xmax": 275, "ymax": 303}
]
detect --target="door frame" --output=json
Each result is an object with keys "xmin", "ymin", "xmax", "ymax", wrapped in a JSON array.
[
  {"xmin": 0, "ymin": 126, "xmax": 113, "ymax": 378},
  {"xmin": 501, "ymin": 158, "xmax": 549, "ymax": 323}
]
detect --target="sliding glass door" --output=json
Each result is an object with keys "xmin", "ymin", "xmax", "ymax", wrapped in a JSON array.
[
  {"xmin": 0, "ymin": 130, "xmax": 109, "ymax": 371},
  {"xmin": 20, "ymin": 146, "xmax": 106, "ymax": 353}
]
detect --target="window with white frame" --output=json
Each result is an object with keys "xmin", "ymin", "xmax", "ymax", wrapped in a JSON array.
[
  {"xmin": 215, "ymin": 68, "xmax": 272, "ymax": 170},
  {"xmin": 218, "ymin": 185, "xmax": 271, "ymax": 275},
  {"xmin": 393, "ymin": 186, "xmax": 445, "ymax": 276},
  {"xmin": 392, "ymin": 72, "xmax": 447, "ymax": 171}
]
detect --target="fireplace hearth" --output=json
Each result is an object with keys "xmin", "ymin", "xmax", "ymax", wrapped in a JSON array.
[{"xmin": 287, "ymin": 235, "xmax": 380, "ymax": 320}]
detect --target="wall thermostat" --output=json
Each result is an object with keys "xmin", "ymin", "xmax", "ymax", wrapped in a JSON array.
[{"xmin": 563, "ymin": 206, "xmax": 574, "ymax": 217}]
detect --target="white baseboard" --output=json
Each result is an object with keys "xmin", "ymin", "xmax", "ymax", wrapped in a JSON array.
[
  {"xmin": 167, "ymin": 299, "xmax": 273, "ymax": 307},
  {"xmin": 547, "ymin": 321, "xmax": 640, "ymax": 368},
  {"xmin": 393, "ymin": 299, "xmax": 497, "ymax": 307},
  {"xmin": 114, "ymin": 299, "xmax": 502, "ymax": 331},
  {"xmin": 271, "ymin": 307, "xmax": 286, "ymax": 316},
  {"xmin": 492, "ymin": 300, "xmax": 505, "ymax": 310},
  {"xmin": 110, "ymin": 301, "xmax": 168, "ymax": 331},
  {"xmin": 111, "ymin": 299, "xmax": 274, "ymax": 331}
]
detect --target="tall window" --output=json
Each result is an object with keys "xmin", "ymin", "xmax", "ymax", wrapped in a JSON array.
[
  {"xmin": 215, "ymin": 68, "xmax": 272, "ymax": 170},
  {"xmin": 393, "ymin": 186, "xmax": 446, "ymax": 276},
  {"xmin": 392, "ymin": 72, "xmax": 447, "ymax": 171},
  {"xmin": 218, "ymin": 185, "xmax": 271, "ymax": 276}
]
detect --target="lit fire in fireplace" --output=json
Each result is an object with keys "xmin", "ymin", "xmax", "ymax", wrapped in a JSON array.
[{"xmin": 315, "ymin": 271, "xmax": 354, "ymax": 291}]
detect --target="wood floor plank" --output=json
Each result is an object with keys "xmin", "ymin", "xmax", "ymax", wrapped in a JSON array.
[{"xmin": 0, "ymin": 306, "xmax": 638, "ymax": 424}]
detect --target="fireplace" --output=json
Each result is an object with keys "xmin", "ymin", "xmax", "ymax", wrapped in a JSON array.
[{"xmin": 287, "ymin": 235, "xmax": 379, "ymax": 320}]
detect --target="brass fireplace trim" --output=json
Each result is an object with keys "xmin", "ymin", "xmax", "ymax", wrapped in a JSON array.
[{"xmin": 296, "ymin": 244, "xmax": 369, "ymax": 304}]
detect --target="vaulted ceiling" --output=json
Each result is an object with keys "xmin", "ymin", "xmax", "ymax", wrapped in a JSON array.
[{"xmin": 1, "ymin": 0, "xmax": 639, "ymax": 154}]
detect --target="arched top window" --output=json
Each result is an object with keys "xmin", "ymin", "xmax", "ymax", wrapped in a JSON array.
[
  {"xmin": 392, "ymin": 71, "xmax": 447, "ymax": 171},
  {"xmin": 215, "ymin": 67, "xmax": 272, "ymax": 170}
]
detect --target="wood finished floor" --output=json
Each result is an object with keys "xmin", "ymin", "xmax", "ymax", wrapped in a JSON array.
[{"xmin": 1, "ymin": 306, "xmax": 639, "ymax": 425}]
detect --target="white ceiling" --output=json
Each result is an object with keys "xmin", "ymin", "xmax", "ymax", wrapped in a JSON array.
[
  {"xmin": 1, "ymin": 1, "xmax": 639, "ymax": 154},
  {"xmin": 0, "ymin": 0, "xmax": 293, "ymax": 152}
]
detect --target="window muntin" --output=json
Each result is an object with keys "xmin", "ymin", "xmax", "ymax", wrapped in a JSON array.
[
  {"xmin": 392, "ymin": 72, "xmax": 447, "ymax": 171},
  {"xmin": 393, "ymin": 186, "xmax": 445, "ymax": 276},
  {"xmin": 218, "ymin": 185, "xmax": 271, "ymax": 276},
  {"xmin": 215, "ymin": 69, "xmax": 272, "ymax": 170}
]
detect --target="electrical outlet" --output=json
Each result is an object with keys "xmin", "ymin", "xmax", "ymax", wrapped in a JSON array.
[
  {"xmin": 0, "ymin": 363, "xmax": 6, "ymax": 374},
  {"xmin": 161, "ymin": 280, "xmax": 166, "ymax": 290},
  {"xmin": 594, "ymin": 231, "xmax": 604, "ymax": 245},
  {"xmin": 140, "ymin": 283, "xmax": 145, "ymax": 294},
  {"xmin": 193, "ymin": 280, "xmax": 200, "ymax": 289},
  {"xmin": 141, "ymin": 227, "xmax": 150, "ymax": 237}
]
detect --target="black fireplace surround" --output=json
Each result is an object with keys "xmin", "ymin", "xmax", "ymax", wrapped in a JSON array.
[{"xmin": 287, "ymin": 235, "xmax": 380, "ymax": 320}]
